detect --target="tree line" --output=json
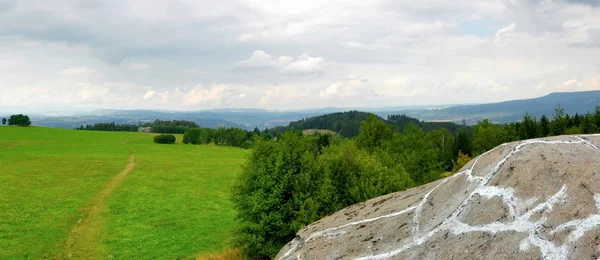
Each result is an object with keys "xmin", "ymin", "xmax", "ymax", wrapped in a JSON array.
[
  {"xmin": 183, "ymin": 127, "xmax": 254, "ymax": 149},
  {"xmin": 75, "ymin": 119, "xmax": 200, "ymax": 134},
  {"xmin": 231, "ymin": 104, "xmax": 600, "ymax": 259}
]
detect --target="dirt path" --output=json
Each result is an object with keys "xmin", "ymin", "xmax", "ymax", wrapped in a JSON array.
[{"xmin": 61, "ymin": 152, "xmax": 136, "ymax": 259}]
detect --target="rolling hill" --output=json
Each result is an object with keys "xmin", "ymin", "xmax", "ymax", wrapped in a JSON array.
[
  {"xmin": 387, "ymin": 91, "xmax": 600, "ymax": 124},
  {"xmin": 12, "ymin": 91, "xmax": 600, "ymax": 129}
]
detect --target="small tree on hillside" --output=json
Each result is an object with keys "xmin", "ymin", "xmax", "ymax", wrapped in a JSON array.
[{"xmin": 1, "ymin": 118, "xmax": 6, "ymax": 125}]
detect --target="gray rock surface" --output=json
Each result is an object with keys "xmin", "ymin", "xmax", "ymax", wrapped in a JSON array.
[{"xmin": 276, "ymin": 134, "xmax": 600, "ymax": 260}]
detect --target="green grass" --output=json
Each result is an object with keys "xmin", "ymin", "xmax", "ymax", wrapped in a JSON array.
[{"xmin": 0, "ymin": 126, "xmax": 249, "ymax": 259}]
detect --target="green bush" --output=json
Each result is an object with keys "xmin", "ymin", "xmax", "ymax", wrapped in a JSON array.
[{"xmin": 153, "ymin": 134, "xmax": 176, "ymax": 144}]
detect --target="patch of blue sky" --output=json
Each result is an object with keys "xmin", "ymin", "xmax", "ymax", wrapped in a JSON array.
[{"xmin": 455, "ymin": 18, "xmax": 503, "ymax": 37}]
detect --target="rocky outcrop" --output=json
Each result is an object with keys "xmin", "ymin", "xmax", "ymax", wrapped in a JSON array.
[{"xmin": 276, "ymin": 134, "xmax": 600, "ymax": 260}]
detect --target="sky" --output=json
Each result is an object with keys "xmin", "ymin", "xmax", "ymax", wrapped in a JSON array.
[{"xmin": 0, "ymin": 0, "xmax": 599, "ymax": 112}]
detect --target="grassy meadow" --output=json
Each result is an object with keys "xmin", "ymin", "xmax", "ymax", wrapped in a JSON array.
[{"xmin": 0, "ymin": 126, "xmax": 249, "ymax": 259}]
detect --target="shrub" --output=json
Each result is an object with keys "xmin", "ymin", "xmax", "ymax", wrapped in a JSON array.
[{"xmin": 153, "ymin": 134, "xmax": 176, "ymax": 144}]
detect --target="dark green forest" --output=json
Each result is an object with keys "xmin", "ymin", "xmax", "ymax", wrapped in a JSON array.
[{"xmin": 232, "ymin": 104, "xmax": 600, "ymax": 259}]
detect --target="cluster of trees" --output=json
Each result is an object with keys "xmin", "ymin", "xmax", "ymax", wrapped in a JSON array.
[
  {"xmin": 4, "ymin": 114, "xmax": 32, "ymax": 126},
  {"xmin": 76, "ymin": 119, "xmax": 199, "ymax": 134},
  {"xmin": 183, "ymin": 127, "xmax": 253, "ymax": 148},
  {"xmin": 232, "ymin": 115, "xmax": 470, "ymax": 258},
  {"xmin": 232, "ymin": 104, "xmax": 600, "ymax": 259}
]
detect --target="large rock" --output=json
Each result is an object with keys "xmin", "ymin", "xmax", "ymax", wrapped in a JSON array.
[{"xmin": 276, "ymin": 134, "xmax": 600, "ymax": 260}]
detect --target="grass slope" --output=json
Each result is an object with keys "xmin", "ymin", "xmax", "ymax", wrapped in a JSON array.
[{"xmin": 0, "ymin": 127, "xmax": 249, "ymax": 259}]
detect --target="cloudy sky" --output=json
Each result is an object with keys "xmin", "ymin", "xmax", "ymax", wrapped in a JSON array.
[{"xmin": 1, "ymin": 0, "xmax": 599, "ymax": 112}]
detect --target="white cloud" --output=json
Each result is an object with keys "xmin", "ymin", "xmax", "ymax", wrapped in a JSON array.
[
  {"xmin": 259, "ymin": 85, "xmax": 311, "ymax": 107},
  {"xmin": 556, "ymin": 76, "xmax": 600, "ymax": 91},
  {"xmin": 235, "ymin": 50, "xmax": 293, "ymax": 67},
  {"xmin": 494, "ymin": 22, "xmax": 516, "ymax": 42},
  {"xmin": 379, "ymin": 76, "xmax": 428, "ymax": 98},
  {"xmin": 563, "ymin": 79, "xmax": 578, "ymax": 86},
  {"xmin": 77, "ymin": 83, "xmax": 109, "ymax": 102},
  {"xmin": 259, "ymin": 88, "xmax": 282, "ymax": 104},
  {"xmin": 385, "ymin": 76, "xmax": 409, "ymax": 87},
  {"xmin": 283, "ymin": 54, "xmax": 324, "ymax": 74},
  {"xmin": 577, "ymin": 76, "xmax": 600, "ymax": 91},
  {"xmin": 319, "ymin": 80, "xmax": 362, "ymax": 99},
  {"xmin": 183, "ymin": 84, "xmax": 230, "ymax": 105},
  {"xmin": 59, "ymin": 67, "xmax": 95, "ymax": 76},
  {"xmin": 143, "ymin": 90, "xmax": 156, "ymax": 100},
  {"xmin": 345, "ymin": 41, "xmax": 391, "ymax": 50},
  {"xmin": 179, "ymin": 83, "xmax": 251, "ymax": 107},
  {"xmin": 236, "ymin": 51, "xmax": 324, "ymax": 75},
  {"xmin": 128, "ymin": 63, "xmax": 150, "ymax": 70}
]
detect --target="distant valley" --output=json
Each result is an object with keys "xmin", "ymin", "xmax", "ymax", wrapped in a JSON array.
[{"xmin": 21, "ymin": 90, "xmax": 600, "ymax": 130}]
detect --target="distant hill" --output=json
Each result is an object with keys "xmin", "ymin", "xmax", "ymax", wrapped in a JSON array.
[
  {"xmin": 29, "ymin": 109, "xmax": 335, "ymax": 130},
  {"xmin": 22, "ymin": 91, "xmax": 600, "ymax": 129},
  {"xmin": 281, "ymin": 111, "xmax": 382, "ymax": 138},
  {"xmin": 32, "ymin": 115, "xmax": 249, "ymax": 130},
  {"xmin": 271, "ymin": 111, "xmax": 468, "ymax": 138},
  {"xmin": 386, "ymin": 91, "xmax": 600, "ymax": 124}
]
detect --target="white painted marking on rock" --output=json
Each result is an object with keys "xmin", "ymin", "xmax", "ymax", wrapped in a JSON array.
[{"xmin": 353, "ymin": 138, "xmax": 591, "ymax": 260}]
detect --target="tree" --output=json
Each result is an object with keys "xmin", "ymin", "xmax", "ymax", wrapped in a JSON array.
[
  {"xmin": 356, "ymin": 114, "xmax": 393, "ymax": 152},
  {"xmin": 595, "ymin": 103, "xmax": 600, "ymax": 129},
  {"xmin": 232, "ymin": 133, "xmax": 321, "ymax": 259},
  {"xmin": 183, "ymin": 129, "xmax": 202, "ymax": 144},
  {"xmin": 581, "ymin": 112, "xmax": 598, "ymax": 134},
  {"xmin": 425, "ymin": 128, "xmax": 455, "ymax": 170},
  {"xmin": 454, "ymin": 131, "xmax": 472, "ymax": 156},
  {"xmin": 1, "ymin": 118, "xmax": 6, "ymax": 125},
  {"xmin": 472, "ymin": 120, "xmax": 507, "ymax": 155},
  {"xmin": 7, "ymin": 114, "xmax": 31, "ymax": 126},
  {"xmin": 519, "ymin": 113, "xmax": 539, "ymax": 139},
  {"xmin": 232, "ymin": 132, "xmax": 414, "ymax": 259},
  {"xmin": 539, "ymin": 115, "xmax": 550, "ymax": 137},
  {"xmin": 550, "ymin": 105, "xmax": 566, "ymax": 136},
  {"xmin": 393, "ymin": 124, "xmax": 446, "ymax": 184}
]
